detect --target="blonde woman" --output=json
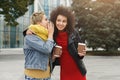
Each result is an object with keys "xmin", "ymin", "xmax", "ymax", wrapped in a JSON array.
[{"xmin": 23, "ymin": 11, "xmax": 54, "ymax": 80}]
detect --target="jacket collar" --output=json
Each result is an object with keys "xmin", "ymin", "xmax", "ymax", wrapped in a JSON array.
[{"xmin": 68, "ymin": 32, "xmax": 76, "ymax": 45}]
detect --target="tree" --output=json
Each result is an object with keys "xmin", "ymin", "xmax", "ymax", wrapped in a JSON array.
[
  {"xmin": 72, "ymin": 0, "xmax": 120, "ymax": 51},
  {"xmin": 0, "ymin": 0, "xmax": 34, "ymax": 48},
  {"xmin": 0, "ymin": 0, "xmax": 34, "ymax": 26}
]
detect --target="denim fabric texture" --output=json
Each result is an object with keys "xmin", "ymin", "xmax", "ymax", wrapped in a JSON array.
[
  {"xmin": 25, "ymin": 75, "xmax": 51, "ymax": 80},
  {"xmin": 24, "ymin": 34, "xmax": 55, "ymax": 71}
]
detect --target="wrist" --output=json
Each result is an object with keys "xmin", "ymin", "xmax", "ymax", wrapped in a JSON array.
[{"xmin": 48, "ymin": 34, "xmax": 53, "ymax": 39}]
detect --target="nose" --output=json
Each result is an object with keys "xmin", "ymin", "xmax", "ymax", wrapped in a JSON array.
[{"xmin": 59, "ymin": 21, "xmax": 63, "ymax": 25}]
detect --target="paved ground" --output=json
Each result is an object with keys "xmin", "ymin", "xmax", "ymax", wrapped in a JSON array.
[{"xmin": 0, "ymin": 48, "xmax": 120, "ymax": 80}]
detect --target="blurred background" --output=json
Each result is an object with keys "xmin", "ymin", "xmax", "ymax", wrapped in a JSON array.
[
  {"xmin": 0, "ymin": 0, "xmax": 120, "ymax": 54},
  {"xmin": 0, "ymin": 1, "xmax": 120, "ymax": 80},
  {"xmin": 0, "ymin": 0, "xmax": 72, "ymax": 48}
]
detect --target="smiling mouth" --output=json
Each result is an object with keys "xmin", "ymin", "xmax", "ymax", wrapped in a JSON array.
[{"xmin": 58, "ymin": 26, "xmax": 63, "ymax": 28}]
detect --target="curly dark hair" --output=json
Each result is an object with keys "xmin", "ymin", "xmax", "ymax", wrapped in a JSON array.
[{"xmin": 50, "ymin": 6, "xmax": 75, "ymax": 37}]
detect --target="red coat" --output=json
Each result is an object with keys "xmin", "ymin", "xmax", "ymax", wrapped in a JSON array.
[{"xmin": 55, "ymin": 32, "xmax": 86, "ymax": 80}]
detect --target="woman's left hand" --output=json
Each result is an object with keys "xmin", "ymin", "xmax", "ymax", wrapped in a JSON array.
[{"xmin": 78, "ymin": 50, "xmax": 86, "ymax": 56}]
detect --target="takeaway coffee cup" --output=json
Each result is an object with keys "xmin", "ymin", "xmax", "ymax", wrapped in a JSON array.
[
  {"xmin": 78, "ymin": 43, "xmax": 86, "ymax": 54},
  {"xmin": 53, "ymin": 45, "xmax": 62, "ymax": 57}
]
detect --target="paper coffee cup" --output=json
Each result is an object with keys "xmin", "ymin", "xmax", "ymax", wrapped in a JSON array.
[
  {"xmin": 78, "ymin": 43, "xmax": 86, "ymax": 53},
  {"xmin": 54, "ymin": 45, "xmax": 62, "ymax": 57}
]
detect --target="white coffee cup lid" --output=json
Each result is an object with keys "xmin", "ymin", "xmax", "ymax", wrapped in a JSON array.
[
  {"xmin": 78, "ymin": 43, "xmax": 85, "ymax": 45},
  {"xmin": 55, "ymin": 45, "xmax": 62, "ymax": 48}
]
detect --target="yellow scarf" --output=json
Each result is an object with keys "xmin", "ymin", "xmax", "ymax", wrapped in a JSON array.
[{"xmin": 29, "ymin": 24, "xmax": 48, "ymax": 41}]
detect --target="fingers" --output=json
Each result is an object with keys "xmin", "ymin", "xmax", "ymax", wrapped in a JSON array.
[
  {"xmin": 53, "ymin": 48, "xmax": 62, "ymax": 58},
  {"xmin": 78, "ymin": 50, "xmax": 86, "ymax": 56},
  {"xmin": 54, "ymin": 55, "xmax": 60, "ymax": 57},
  {"xmin": 26, "ymin": 29, "xmax": 34, "ymax": 35},
  {"xmin": 49, "ymin": 21, "xmax": 54, "ymax": 27},
  {"xmin": 78, "ymin": 53, "xmax": 86, "ymax": 56},
  {"xmin": 48, "ymin": 21, "xmax": 54, "ymax": 33},
  {"xmin": 48, "ymin": 21, "xmax": 54, "ymax": 29}
]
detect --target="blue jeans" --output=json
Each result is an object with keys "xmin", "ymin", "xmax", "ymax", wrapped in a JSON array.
[{"xmin": 25, "ymin": 75, "xmax": 51, "ymax": 80}]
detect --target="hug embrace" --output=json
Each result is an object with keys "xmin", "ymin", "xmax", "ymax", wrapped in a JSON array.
[{"xmin": 23, "ymin": 6, "xmax": 87, "ymax": 80}]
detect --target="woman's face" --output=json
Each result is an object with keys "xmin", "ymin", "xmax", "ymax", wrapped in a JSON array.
[
  {"xmin": 56, "ymin": 15, "xmax": 67, "ymax": 31},
  {"xmin": 40, "ymin": 15, "xmax": 48, "ymax": 28}
]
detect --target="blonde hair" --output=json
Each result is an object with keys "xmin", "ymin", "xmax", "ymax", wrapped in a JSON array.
[{"xmin": 31, "ymin": 11, "xmax": 45, "ymax": 24}]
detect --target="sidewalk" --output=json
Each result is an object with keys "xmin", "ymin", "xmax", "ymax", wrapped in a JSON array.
[
  {"xmin": 52, "ymin": 56, "xmax": 120, "ymax": 80},
  {"xmin": 0, "ymin": 48, "xmax": 23, "ymax": 55},
  {"xmin": 0, "ymin": 48, "xmax": 120, "ymax": 80}
]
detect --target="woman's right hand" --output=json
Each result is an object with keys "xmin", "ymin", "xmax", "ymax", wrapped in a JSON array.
[{"xmin": 47, "ymin": 21, "xmax": 54, "ymax": 39}]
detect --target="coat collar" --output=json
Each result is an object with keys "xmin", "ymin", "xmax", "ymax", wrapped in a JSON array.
[{"xmin": 68, "ymin": 32, "xmax": 76, "ymax": 44}]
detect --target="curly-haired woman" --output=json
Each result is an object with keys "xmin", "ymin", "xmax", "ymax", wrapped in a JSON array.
[{"xmin": 51, "ymin": 6, "xmax": 87, "ymax": 80}]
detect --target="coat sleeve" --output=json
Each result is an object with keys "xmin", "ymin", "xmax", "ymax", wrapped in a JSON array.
[
  {"xmin": 25, "ymin": 35, "xmax": 55, "ymax": 55},
  {"xmin": 23, "ymin": 28, "xmax": 28, "ymax": 37},
  {"xmin": 72, "ymin": 29, "xmax": 85, "ymax": 59},
  {"xmin": 68, "ymin": 30, "xmax": 87, "ymax": 76}
]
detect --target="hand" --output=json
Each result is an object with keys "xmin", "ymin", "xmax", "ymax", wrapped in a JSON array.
[
  {"xmin": 77, "ymin": 43, "xmax": 86, "ymax": 56},
  {"xmin": 53, "ymin": 47, "xmax": 62, "ymax": 57},
  {"xmin": 48, "ymin": 22, "xmax": 54, "ymax": 33},
  {"xmin": 52, "ymin": 48, "xmax": 62, "ymax": 61},
  {"xmin": 47, "ymin": 21, "xmax": 54, "ymax": 39},
  {"xmin": 26, "ymin": 29, "xmax": 35, "ymax": 35},
  {"xmin": 78, "ymin": 50, "xmax": 86, "ymax": 56}
]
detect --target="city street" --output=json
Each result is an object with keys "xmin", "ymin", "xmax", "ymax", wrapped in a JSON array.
[{"xmin": 0, "ymin": 49, "xmax": 120, "ymax": 80}]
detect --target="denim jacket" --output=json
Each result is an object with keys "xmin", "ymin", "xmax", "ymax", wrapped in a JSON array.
[{"xmin": 23, "ymin": 34, "xmax": 55, "ymax": 71}]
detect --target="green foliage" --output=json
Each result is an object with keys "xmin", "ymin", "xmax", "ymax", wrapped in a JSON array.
[
  {"xmin": 0, "ymin": 0, "xmax": 34, "ymax": 26},
  {"xmin": 72, "ymin": 0, "xmax": 120, "ymax": 51},
  {"xmin": 87, "ymin": 51, "xmax": 120, "ymax": 56}
]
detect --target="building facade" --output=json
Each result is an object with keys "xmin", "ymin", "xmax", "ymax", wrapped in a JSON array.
[{"xmin": 0, "ymin": 0, "xmax": 72, "ymax": 48}]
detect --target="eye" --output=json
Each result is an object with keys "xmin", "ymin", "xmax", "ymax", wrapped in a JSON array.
[
  {"xmin": 63, "ymin": 20, "xmax": 67, "ymax": 23},
  {"xmin": 57, "ymin": 19, "xmax": 60, "ymax": 22}
]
